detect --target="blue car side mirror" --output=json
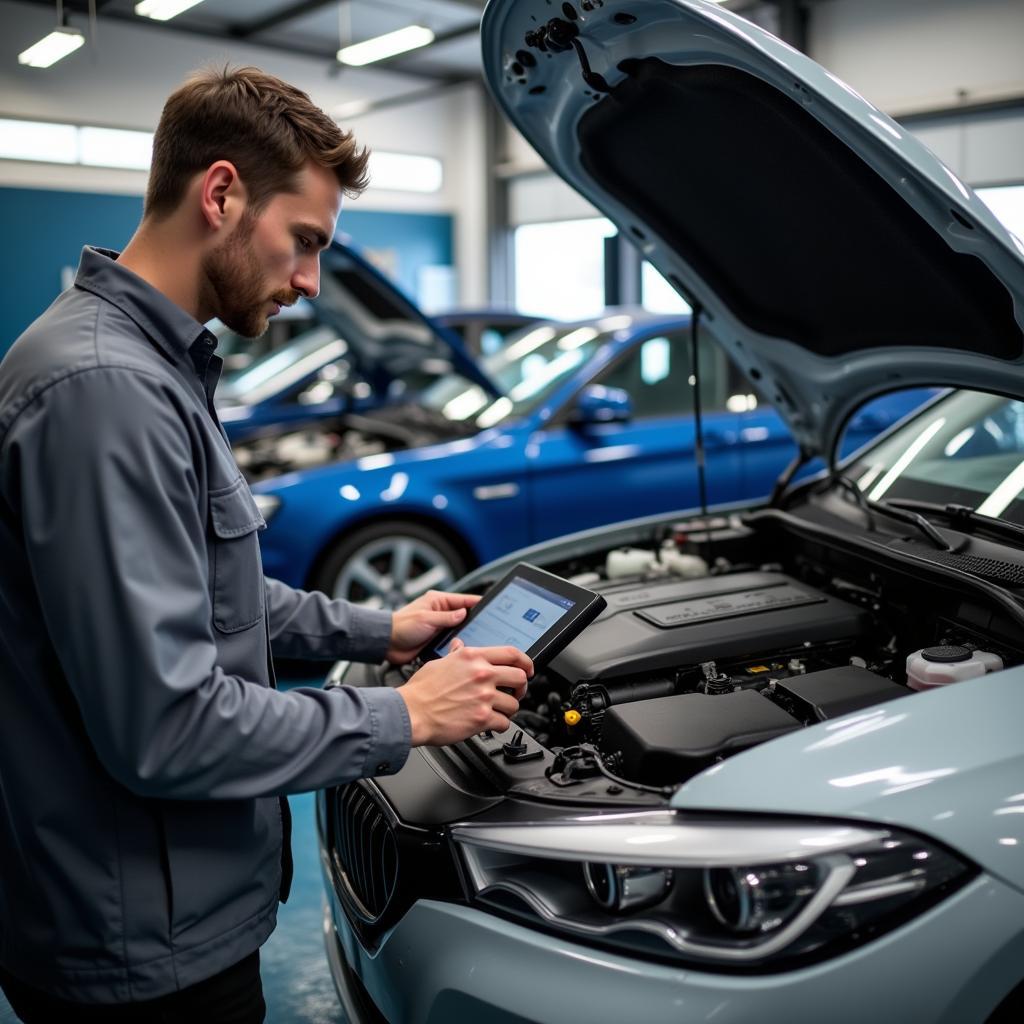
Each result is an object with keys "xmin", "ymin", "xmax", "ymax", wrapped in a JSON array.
[{"xmin": 572, "ymin": 384, "xmax": 633, "ymax": 425}]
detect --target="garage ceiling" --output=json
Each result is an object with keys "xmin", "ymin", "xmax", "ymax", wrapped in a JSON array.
[{"xmin": 21, "ymin": 0, "xmax": 487, "ymax": 80}]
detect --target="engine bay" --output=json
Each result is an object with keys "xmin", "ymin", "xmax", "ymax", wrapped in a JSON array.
[{"xmin": 450, "ymin": 509, "xmax": 1024, "ymax": 797}]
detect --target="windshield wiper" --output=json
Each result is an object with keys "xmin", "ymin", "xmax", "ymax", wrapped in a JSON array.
[
  {"xmin": 883, "ymin": 499, "xmax": 1024, "ymax": 548},
  {"xmin": 833, "ymin": 476, "xmax": 950, "ymax": 551}
]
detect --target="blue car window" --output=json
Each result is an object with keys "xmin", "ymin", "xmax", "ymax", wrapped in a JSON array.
[{"xmin": 594, "ymin": 332, "xmax": 731, "ymax": 419}]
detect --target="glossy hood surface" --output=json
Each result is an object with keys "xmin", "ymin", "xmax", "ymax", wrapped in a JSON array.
[{"xmin": 481, "ymin": 0, "xmax": 1024, "ymax": 458}]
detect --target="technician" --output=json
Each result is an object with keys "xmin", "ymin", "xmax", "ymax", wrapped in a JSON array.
[{"xmin": 0, "ymin": 65, "xmax": 531, "ymax": 1023}]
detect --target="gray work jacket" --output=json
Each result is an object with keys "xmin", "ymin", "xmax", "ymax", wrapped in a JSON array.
[{"xmin": 0, "ymin": 247, "xmax": 411, "ymax": 1003}]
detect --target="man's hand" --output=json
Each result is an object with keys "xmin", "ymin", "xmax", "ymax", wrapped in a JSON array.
[
  {"xmin": 386, "ymin": 589, "xmax": 481, "ymax": 665},
  {"xmin": 399, "ymin": 639, "xmax": 533, "ymax": 746}
]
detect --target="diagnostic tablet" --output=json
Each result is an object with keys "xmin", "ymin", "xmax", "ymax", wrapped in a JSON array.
[{"xmin": 426, "ymin": 563, "xmax": 606, "ymax": 668}]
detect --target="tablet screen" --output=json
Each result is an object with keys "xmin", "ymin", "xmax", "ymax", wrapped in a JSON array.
[{"xmin": 435, "ymin": 575, "xmax": 576, "ymax": 656}]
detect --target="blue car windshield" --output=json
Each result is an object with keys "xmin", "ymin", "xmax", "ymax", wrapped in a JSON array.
[
  {"xmin": 217, "ymin": 326, "xmax": 348, "ymax": 406},
  {"xmin": 847, "ymin": 389, "xmax": 1024, "ymax": 526},
  {"xmin": 419, "ymin": 320, "xmax": 619, "ymax": 428}
]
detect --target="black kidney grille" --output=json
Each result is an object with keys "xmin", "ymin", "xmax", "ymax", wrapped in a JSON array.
[{"xmin": 332, "ymin": 784, "xmax": 399, "ymax": 922}]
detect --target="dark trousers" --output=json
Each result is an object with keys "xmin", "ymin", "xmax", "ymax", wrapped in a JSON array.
[{"xmin": 0, "ymin": 950, "xmax": 265, "ymax": 1024}]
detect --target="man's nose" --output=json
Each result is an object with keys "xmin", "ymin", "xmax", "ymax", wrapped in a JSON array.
[{"xmin": 292, "ymin": 258, "xmax": 320, "ymax": 300}]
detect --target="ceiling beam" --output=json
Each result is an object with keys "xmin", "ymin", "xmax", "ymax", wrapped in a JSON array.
[{"xmin": 231, "ymin": 0, "xmax": 338, "ymax": 39}]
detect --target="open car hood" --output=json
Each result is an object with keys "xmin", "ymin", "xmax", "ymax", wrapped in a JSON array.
[
  {"xmin": 314, "ymin": 242, "xmax": 500, "ymax": 399},
  {"xmin": 481, "ymin": 0, "xmax": 1024, "ymax": 459}
]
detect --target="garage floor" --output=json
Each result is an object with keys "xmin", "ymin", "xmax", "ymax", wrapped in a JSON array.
[{"xmin": 0, "ymin": 680, "xmax": 349, "ymax": 1024}]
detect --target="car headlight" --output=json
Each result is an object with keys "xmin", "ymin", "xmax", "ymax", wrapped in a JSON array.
[
  {"xmin": 253, "ymin": 493, "xmax": 281, "ymax": 523},
  {"xmin": 451, "ymin": 812, "xmax": 973, "ymax": 969}
]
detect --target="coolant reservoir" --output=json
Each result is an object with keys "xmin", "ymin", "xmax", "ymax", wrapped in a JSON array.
[
  {"xmin": 606, "ymin": 548, "xmax": 657, "ymax": 579},
  {"xmin": 905, "ymin": 645, "xmax": 1003, "ymax": 691}
]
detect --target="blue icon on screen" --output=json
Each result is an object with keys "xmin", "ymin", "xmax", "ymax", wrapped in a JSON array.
[{"xmin": 522, "ymin": 608, "xmax": 540, "ymax": 623}]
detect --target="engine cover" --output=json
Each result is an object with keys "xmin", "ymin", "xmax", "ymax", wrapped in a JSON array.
[
  {"xmin": 601, "ymin": 689, "xmax": 801, "ymax": 786},
  {"xmin": 551, "ymin": 570, "xmax": 870, "ymax": 682}
]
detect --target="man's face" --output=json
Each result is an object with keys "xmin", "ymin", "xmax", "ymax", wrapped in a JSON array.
[{"xmin": 203, "ymin": 161, "xmax": 342, "ymax": 338}]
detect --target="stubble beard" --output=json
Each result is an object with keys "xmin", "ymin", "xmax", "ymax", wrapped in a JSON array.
[{"xmin": 203, "ymin": 211, "xmax": 276, "ymax": 338}]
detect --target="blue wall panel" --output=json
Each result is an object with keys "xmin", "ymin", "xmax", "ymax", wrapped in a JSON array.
[
  {"xmin": 0, "ymin": 187, "xmax": 453, "ymax": 356},
  {"xmin": 339, "ymin": 208, "xmax": 453, "ymax": 305},
  {"xmin": 0, "ymin": 188, "xmax": 144, "ymax": 354}
]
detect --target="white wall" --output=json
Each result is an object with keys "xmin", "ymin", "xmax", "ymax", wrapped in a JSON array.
[{"xmin": 808, "ymin": 0, "xmax": 1024, "ymax": 116}]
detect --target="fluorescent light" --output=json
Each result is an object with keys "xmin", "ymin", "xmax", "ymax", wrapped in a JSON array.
[
  {"xmin": 0, "ymin": 119, "xmax": 77, "ymax": 162},
  {"xmin": 334, "ymin": 99, "xmax": 372, "ymax": 120},
  {"xmin": 17, "ymin": 27, "xmax": 85, "ymax": 68},
  {"xmin": 367, "ymin": 151, "xmax": 443, "ymax": 193},
  {"xmin": 337, "ymin": 25, "xmax": 434, "ymax": 67},
  {"xmin": 135, "ymin": 0, "xmax": 204, "ymax": 21},
  {"xmin": 79, "ymin": 127, "xmax": 154, "ymax": 170}
]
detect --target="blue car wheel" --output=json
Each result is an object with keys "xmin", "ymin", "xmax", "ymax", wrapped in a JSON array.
[{"xmin": 313, "ymin": 521, "xmax": 469, "ymax": 609}]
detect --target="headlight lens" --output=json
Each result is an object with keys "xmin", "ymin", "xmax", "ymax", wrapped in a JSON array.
[{"xmin": 452, "ymin": 812, "xmax": 973, "ymax": 969}]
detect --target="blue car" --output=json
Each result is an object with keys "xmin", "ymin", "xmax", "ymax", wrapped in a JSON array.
[
  {"xmin": 313, "ymin": 2, "xmax": 1024, "ymax": 1023},
  {"xmin": 214, "ymin": 241, "xmax": 494, "ymax": 444},
  {"xmin": 251, "ymin": 309, "xmax": 926, "ymax": 606},
  {"xmin": 432, "ymin": 308, "xmax": 544, "ymax": 356}
]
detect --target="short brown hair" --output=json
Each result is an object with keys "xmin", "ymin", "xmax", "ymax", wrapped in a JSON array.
[{"xmin": 145, "ymin": 65, "xmax": 369, "ymax": 218}]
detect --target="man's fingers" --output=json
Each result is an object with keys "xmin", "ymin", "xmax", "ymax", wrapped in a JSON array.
[
  {"xmin": 493, "ymin": 666, "xmax": 529, "ymax": 696},
  {"xmin": 492, "ymin": 691, "xmax": 520, "ymax": 719},
  {"xmin": 433, "ymin": 591, "xmax": 481, "ymax": 610},
  {"xmin": 465, "ymin": 645, "xmax": 534, "ymax": 675},
  {"xmin": 448, "ymin": 637, "xmax": 465, "ymax": 652}
]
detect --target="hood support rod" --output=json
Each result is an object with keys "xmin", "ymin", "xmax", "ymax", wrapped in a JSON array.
[
  {"xmin": 690, "ymin": 301, "xmax": 709, "ymax": 522},
  {"xmin": 770, "ymin": 446, "xmax": 813, "ymax": 507}
]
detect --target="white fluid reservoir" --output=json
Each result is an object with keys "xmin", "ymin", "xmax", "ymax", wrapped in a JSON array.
[{"xmin": 905, "ymin": 645, "xmax": 1003, "ymax": 691}]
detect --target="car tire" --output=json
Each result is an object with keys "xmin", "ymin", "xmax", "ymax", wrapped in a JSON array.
[{"xmin": 313, "ymin": 521, "xmax": 469, "ymax": 609}]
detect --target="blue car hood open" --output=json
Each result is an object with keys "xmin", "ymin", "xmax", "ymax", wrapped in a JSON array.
[
  {"xmin": 481, "ymin": 0, "xmax": 1024, "ymax": 459},
  {"xmin": 220, "ymin": 241, "xmax": 499, "ymax": 409}
]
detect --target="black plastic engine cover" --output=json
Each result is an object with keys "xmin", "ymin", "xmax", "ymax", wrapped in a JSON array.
[
  {"xmin": 601, "ymin": 689, "xmax": 800, "ymax": 786},
  {"xmin": 551, "ymin": 571, "xmax": 870, "ymax": 682},
  {"xmin": 775, "ymin": 665, "xmax": 908, "ymax": 720}
]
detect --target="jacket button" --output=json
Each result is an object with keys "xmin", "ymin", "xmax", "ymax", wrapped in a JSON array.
[{"xmin": 375, "ymin": 762, "xmax": 390, "ymax": 773}]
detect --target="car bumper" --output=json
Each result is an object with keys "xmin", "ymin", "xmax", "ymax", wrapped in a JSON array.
[{"xmin": 323, "ymin": 873, "xmax": 1024, "ymax": 1024}]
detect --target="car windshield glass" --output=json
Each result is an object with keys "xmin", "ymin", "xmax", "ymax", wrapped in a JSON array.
[
  {"xmin": 217, "ymin": 325, "xmax": 346, "ymax": 406},
  {"xmin": 418, "ymin": 320, "xmax": 618, "ymax": 428},
  {"xmin": 848, "ymin": 389, "xmax": 1024, "ymax": 526}
]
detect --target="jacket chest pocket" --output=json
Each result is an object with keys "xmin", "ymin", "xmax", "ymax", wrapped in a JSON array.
[{"xmin": 209, "ymin": 477, "xmax": 266, "ymax": 633}]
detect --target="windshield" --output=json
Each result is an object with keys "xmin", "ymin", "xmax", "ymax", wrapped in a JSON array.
[
  {"xmin": 217, "ymin": 325, "xmax": 347, "ymax": 406},
  {"xmin": 849, "ymin": 390, "xmax": 1024, "ymax": 526},
  {"xmin": 418, "ymin": 319, "xmax": 621, "ymax": 428}
]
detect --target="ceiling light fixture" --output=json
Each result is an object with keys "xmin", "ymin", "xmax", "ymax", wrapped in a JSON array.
[
  {"xmin": 337, "ymin": 25, "xmax": 434, "ymax": 67},
  {"xmin": 17, "ymin": 26, "xmax": 84, "ymax": 68},
  {"xmin": 134, "ymin": 0, "xmax": 205, "ymax": 22}
]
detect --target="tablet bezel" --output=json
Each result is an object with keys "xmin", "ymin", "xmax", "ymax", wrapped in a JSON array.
[{"xmin": 423, "ymin": 562, "xmax": 606, "ymax": 667}]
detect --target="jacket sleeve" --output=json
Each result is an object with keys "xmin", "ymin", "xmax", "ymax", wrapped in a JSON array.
[
  {"xmin": 264, "ymin": 577, "xmax": 393, "ymax": 662},
  {"xmin": 6, "ymin": 366, "xmax": 410, "ymax": 799}
]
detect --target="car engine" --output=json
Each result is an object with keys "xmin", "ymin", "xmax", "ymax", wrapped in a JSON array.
[{"xmin": 465, "ymin": 510, "xmax": 1024, "ymax": 796}]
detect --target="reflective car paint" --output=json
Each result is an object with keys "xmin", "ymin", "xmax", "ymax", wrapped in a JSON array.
[
  {"xmin": 253, "ymin": 313, "xmax": 928, "ymax": 590},
  {"xmin": 672, "ymin": 669, "xmax": 1024, "ymax": 892},
  {"xmin": 216, "ymin": 241, "xmax": 497, "ymax": 443}
]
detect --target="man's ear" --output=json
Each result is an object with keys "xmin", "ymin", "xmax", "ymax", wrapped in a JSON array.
[{"xmin": 199, "ymin": 160, "xmax": 246, "ymax": 232}]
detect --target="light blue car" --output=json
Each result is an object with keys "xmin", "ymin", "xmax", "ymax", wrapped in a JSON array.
[{"xmin": 315, "ymin": 2, "xmax": 1024, "ymax": 1022}]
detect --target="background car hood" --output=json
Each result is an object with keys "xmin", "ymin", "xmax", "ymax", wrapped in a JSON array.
[
  {"xmin": 481, "ymin": 0, "xmax": 1024, "ymax": 459},
  {"xmin": 671, "ymin": 669, "xmax": 1024, "ymax": 891},
  {"xmin": 220, "ymin": 241, "xmax": 499, "ymax": 408}
]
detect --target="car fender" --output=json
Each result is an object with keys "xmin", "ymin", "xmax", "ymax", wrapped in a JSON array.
[{"xmin": 672, "ymin": 668, "xmax": 1024, "ymax": 892}]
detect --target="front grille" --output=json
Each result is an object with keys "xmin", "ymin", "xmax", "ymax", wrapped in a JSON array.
[{"xmin": 331, "ymin": 783, "xmax": 399, "ymax": 922}]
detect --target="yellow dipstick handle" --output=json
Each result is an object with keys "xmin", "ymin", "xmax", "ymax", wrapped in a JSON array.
[{"xmin": 564, "ymin": 709, "xmax": 582, "ymax": 726}]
